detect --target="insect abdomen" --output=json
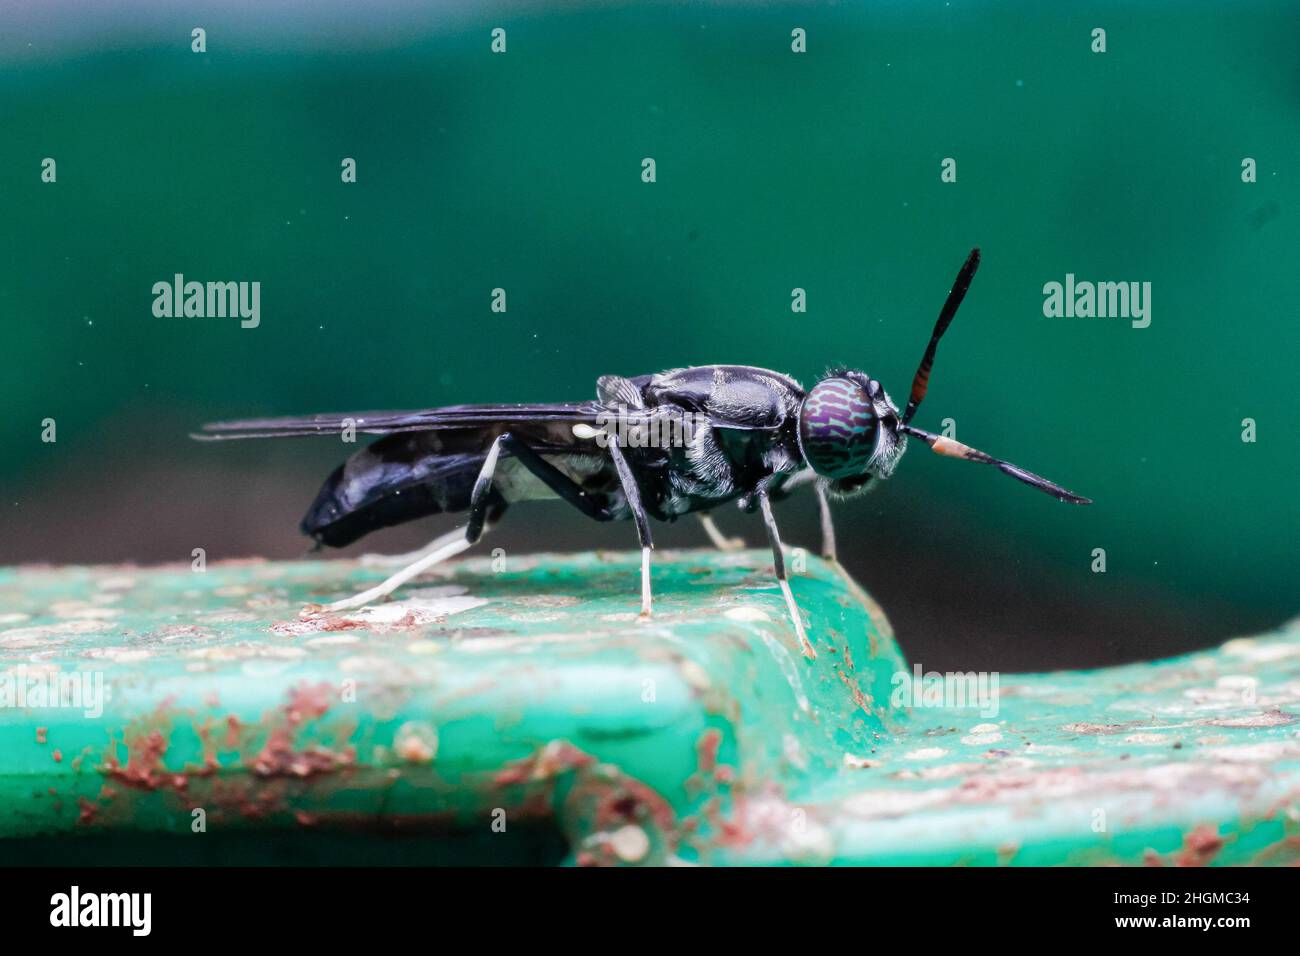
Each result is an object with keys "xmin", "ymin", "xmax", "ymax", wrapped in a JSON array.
[{"xmin": 301, "ymin": 448, "xmax": 497, "ymax": 548}]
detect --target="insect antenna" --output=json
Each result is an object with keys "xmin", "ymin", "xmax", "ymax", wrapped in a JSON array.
[
  {"xmin": 901, "ymin": 248, "xmax": 981, "ymax": 425},
  {"xmin": 898, "ymin": 424, "xmax": 1092, "ymax": 504}
]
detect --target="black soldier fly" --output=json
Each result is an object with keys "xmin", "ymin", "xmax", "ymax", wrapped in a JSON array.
[{"xmin": 196, "ymin": 249, "xmax": 1089, "ymax": 659}]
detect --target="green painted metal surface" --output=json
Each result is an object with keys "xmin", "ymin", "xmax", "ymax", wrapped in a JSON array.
[{"xmin": 1, "ymin": 550, "xmax": 1296, "ymax": 865}]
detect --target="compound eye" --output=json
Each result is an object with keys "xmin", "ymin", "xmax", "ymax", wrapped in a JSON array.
[{"xmin": 799, "ymin": 378, "xmax": 881, "ymax": 479}]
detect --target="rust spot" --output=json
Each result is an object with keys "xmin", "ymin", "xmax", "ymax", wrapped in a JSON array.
[
  {"xmin": 102, "ymin": 730, "xmax": 168, "ymax": 789},
  {"xmin": 493, "ymin": 740, "xmax": 683, "ymax": 864},
  {"xmin": 52, "ymin": 749, "xmax": 62, "ymax": 763},
  {"xmin": 250, "ymin": 742, "xmax": 353, "ymax": 779},
  {"xmin": 1060, "ymin": 721, "xmax": 1141, "ymax": 735},
  {"xmin": 837, "ymin": 668, "xmax": 872, "ymax": 713},
  {"xmin": 193, "ymin": 718, "xmax": 224, "ymax": 775},
  {"xmin": 494, "ymin": 741, "xmax": 596, "ymax": 786},
  {"xmin": 77, "ymin": 797, "xmax": 97, "ymax": 825},
  {"xmin": 715, "ymin": 813, "xmax": 754, "ymax": 849},
  {"xmin": 35, "ymin": 727, "xmax": 47, "ymax": 745},
  {"xmin": 1203, "ymin": 709, "xmax": 1299, "ymax": 728},
  {"xmin": 87, "ymin": 684, "xmax": 356, "ymax": 826},
  {"xmin": 589, "ymin": 777, "xmax": 675, "ymax": 834},
  {"xmin": 271, "ymin": 616, "xmax": 368, "ymax": 637},
  {"xmin": 286, "ymin": 682, "xmax": 334, "ymax": 724},
  {"xmin": 1176, "ymin": 825, "xmax": 1225, "ymax": 867},
  {"xmin": 696, "ymin": 729, "xmax": 722, "ymax": 775},
  {"xmin": 1252, "ymin": 834, "xmax": 1300, "ymax": 865},
  {"xmin": 247, "ymin": 682, "xmax": 353, "ymax": 779}
]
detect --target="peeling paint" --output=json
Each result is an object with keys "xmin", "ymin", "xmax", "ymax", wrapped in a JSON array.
[{"xmin": 2, "ymin": 551, "xmax": 1298, "ymax": 866}]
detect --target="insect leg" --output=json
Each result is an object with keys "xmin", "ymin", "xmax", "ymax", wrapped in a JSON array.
[
  {"xmin": 698, "ymin": 512, "xmax": 745, "ymax": 552},
  {"xmin": 605, "ymin": 437, "xmax": 654, "ymax": 618},
  {"xmin": 814, "ymin": 483, "xmax": 838, "ymax": 562},
  {"xmin": 314, "ymin": 435, "xmax": 513, "ymax": 613},
  {"xmin": 757, "ymin": 491, "xmax": 816, "ymax": 660},
  {"xmin": 360, "ymin": 509, "xmax": 506, "ymax": 568},
  {"xmin": 317, "ymin": 533, "xmax": 474, "ymax": 613},
  {"xmin": 490, "ymin": 435, "xmax": 614, "ymax": 521},
  {"xmin": 492, "ymin": 435, "xmax": 662, "ymax": 617}
]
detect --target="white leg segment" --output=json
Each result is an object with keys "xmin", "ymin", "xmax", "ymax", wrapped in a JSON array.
[
  {"xmin": 777, "ymin": 577, "xmax": 813, "ymax": 660},
  {"xmin": 639, "ymin": 546, "xmax": 652, "ymax": 618},
  {"xmin": 320, "ymin": 533, "xmax": 473, "ymax": 612},
  {"xmin": 316, "ymin": 438, "xmax": 506, "ymax": 614},
  {"xmin": 814, "ymin": 483, "xmax": 838, "ymax": 562},
  {"xmin": 698, "ymin": 513, "xmax": 745, "ymax": 551},
  {"xmin": 757, "ymin": 491, "xmax": 816, "ymax": 660},
  {"xmin": 360, "ymin": 526, "xmax": 474, "ymax": 567}
]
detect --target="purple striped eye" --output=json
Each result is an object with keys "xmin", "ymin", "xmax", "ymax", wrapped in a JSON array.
[{"xmin": 797, "ymin": 378, "xmax": 881, "ymax": 479}]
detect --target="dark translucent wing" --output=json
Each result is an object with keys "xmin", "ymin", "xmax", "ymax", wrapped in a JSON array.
[{"xmin": 193, "ymin": 402, "xmax": 606, "ymax": 440}]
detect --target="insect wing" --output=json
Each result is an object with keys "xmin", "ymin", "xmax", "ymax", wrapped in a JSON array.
[{"xmin": 194, "ymin": 402, "xmax": 607, "ymax": 440}]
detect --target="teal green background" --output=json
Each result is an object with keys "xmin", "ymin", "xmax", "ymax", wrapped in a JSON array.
[{"xmin": 1, "ymin": 1, "xmax": 1296, "ymax": 669}]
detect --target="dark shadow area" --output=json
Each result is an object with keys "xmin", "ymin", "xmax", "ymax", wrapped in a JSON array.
[{"xmin": 10, "ymin": 821, "xmax": 571, "ymax": 867}]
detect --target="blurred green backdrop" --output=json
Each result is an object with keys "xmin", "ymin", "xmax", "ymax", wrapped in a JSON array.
[{"xmin": 1, "ymin": 1, "xmax": 1296, "ymax": 670}]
